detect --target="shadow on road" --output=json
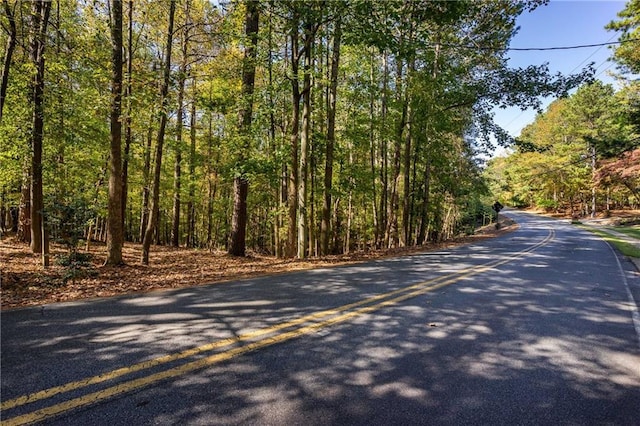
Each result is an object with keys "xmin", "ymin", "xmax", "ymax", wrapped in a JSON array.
[{"xmin": 2, "ymin": 213, "xmax": 639, "ymax": 425}]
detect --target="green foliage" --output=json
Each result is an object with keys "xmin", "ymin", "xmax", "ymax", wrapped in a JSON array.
[
  {"xmin": 3, "ymin": 0, "xmax": 615, "ymax": 261},
  {"xmin": 46, "ymin": 196, "xmax": 95, "ymax": 253},
  {"xmin": 46, "ymin": 196, "xmax": 97, "ymax": 284},
  {"xmin": 487, "ymin": 81, "xmax": 637, "ymax": 214},
  {"xmin": 606, "ymin": 0, "xmax": 640, "ymax": 74},
  {"xmin": 55, "ymin": 251, "xmax": 98, "ymax": 285}
]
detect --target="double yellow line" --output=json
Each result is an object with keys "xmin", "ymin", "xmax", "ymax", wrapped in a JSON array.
[{"xmin": 1, "ymin": 229, "xmax": 554, "ymax": 425}]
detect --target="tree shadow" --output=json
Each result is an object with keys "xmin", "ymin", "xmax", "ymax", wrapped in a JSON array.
[{"xmin": 2, "ymin": 212, "xmax": 639, "ymax": 424}]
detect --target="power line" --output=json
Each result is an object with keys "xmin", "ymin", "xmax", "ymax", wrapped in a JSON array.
[
  {"xmin": 508, "ymin": 39, "xmax": 638, "ymax": 51},
  {"xmin": 448, "ymin": 38, "xmax": 639, "ymax": 52},
  {"xmin": 569, "ymin": 33, "xmax": 618, "ymax": 74},
  {"xmin": 497, "ymin": 34, "xmax": 621, "ymax": 139},
  {"xmin": 595, "ymin": 62, "xmax": 616, "ymax": 79}
]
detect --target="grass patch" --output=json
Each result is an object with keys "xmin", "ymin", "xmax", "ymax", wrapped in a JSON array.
[
  {"xmin": 581, "ymin": 227, "xmax": 640, "ymax": 258},
  {"xmin": 611, "ymin": 226, "xmax": 640, "ymax": 239}
]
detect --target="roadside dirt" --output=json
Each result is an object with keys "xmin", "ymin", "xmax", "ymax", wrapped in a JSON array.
[{"xmin": 1, "ymin": 218, "xmax": 519, "ymax": 310}]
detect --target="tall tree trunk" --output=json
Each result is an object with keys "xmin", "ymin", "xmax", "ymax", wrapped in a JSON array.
[
  {"xmin": 121, "ymin": 0, "xmax": 134, "ymax": 238},
  {"xmin": 418, "ymin": 159, "xmax": 431, "ymax": 244},
  {"xmin": 105, "ymin": 0, "xmax": 125, "ymax": 265},
  {"xmin": 171, "ymin": 74, "xmax": 185, "ymax": 247},
  {"xmin": 229, "ymin": 0, "xmax": 259, "ymax": 257},
  {"xmin": 186, "ymin": 92, "xmax": 197, "ymax": 247},
  {"xmin": 206, "ymin": 113, "xmax": 215, "ymax": 249},
  {"xmin": 297, "ymin": 20, "xmax": 313, "ymax": 259},
  {"xmin": 385, "ymin": 59, "xmax": 406, "ymax": 249},
  {"xmin": 321, "ymin": 18, "xmax": 341, "ymax": 256},
  {"xmin": 380, "ymin": 52, "xmax": 389, "ymax": 248},
  {"xmin": 266, "ymin": 15, "xmax": 283, "ymax": 257},
  {"xmin": 0, "ymin": 0, "xmax": 17, "ymax": 122},
  {"xmin": 141, "ymin": 0, "xmax": 176, "ymax": 265},
  {"xmin": 417, "ymin": 41, "xmax": 439, "ymax": 245},
  {"xmin": 368, "ymin": 48, "xmax": 379, "ymax": 248},
  {"xmin": 345, "ymin": 145, "xmax": 354, "ymax": 254},
  {"xmin": 286, "ymin": 15, "xmax": 301, "ymax": 258},
  {"xmin": 139, "ymin": 113, "xmax": 154, "ymax": 243},
  {"xmin": 29, "ymin": 0, "xmax": 51, "ymax": 254},
  {"xmin": 401, "ymin": 58, "xmax": 415, "ymax": 247},
  {"xmin": 171, "ymin": 0, "xmax": 192, "ymax": 247},
  {"xmin": 17, "ymin": 168, "xmax": 31, "ymax": 243}
]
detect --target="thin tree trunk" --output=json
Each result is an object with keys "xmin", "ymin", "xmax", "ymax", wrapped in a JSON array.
[
  {"xmin": 229, "ymin": 0, "xmax": 259, "ymax": 257},
  {"xmin": 206, "ymin": 114, "xmax": 215, "ymax": 249},
  {"xmin": 121, "ymin": 0, "xmax": 134, "ymax": 237},
  {"xmin": 297, "ymin": 20, "xmax": 313, "ymax": 259},
  {"xmin": 385, "ymin": 60, "xmax": 406, "ymax": 249},
  {"xmin": 345, "ymin": 192, "xmax": 352, "ymax": 254},
  {"xmin": 266, "ymin": 16, "xmax": 282, "ymax": 257},
  {"xmin": 401, "ymin": 58, "xmax": 415, "ymax": 247},
  {"xmin": 287, "ymin": 15, "xmax": 300, "ymax": 258},
  {"xmin": 380, "ymin": 52, "xmax": 389, "ymax": 248},
  {"xmin": 30, "ymin": 0, "xmax": 52, "ymax": 254},
  {"xmin": 141, "ymin": 0, "xmax": 176, "ymax": 265},
  {"xmin": 105, "ymin": 0, "xmax": 125, "ymax": 265},
  {"xmin": 171, "ymin": 76, "xmax": 185, "ymax": 247},
  {"xmin": 368, "ymin": 48, "xmax": 379, "ymax": 248},
  {"xmin": 186, "ymin": 93, "xmax": 197, "ymax": 247},
  {"xmin": 17, "ymin": 168, "xmax": 31, "ymax": 243},
  {"xmin": 171, "ymin": 0, "xmax": 192, "ymax": 247},
  {"xmin": 321, "ymin": 18, "xmax": 341, "ymax": 256},
  {"xmin": 417, "ymin": 41, "xmax": 439, "ymax": 245},
  {"xmin": 418, "ymin": 159, "xmax": 431, "ymax": 244},
  {"xmin": 139, "ymin": 113, "xmax": 154, "ymax": 243}
]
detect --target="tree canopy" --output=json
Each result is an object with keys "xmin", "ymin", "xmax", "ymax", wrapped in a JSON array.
[{"xmin": 0, "ymin": 0, "xmax": 598, "ymax": 266}]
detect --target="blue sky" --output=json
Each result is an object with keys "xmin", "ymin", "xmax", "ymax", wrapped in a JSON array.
[{"xmin": 492, "ymin": 0, "xmax": 629, "ymax": 149}]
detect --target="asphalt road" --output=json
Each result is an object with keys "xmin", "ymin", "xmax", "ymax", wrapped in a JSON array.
[{"xmin": 2, "ymin": 210, "xmax": 640, "ymax": 425}]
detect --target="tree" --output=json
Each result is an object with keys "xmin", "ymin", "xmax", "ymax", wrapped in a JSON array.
[
  {"xmin": 228, "ymin": 0, "xmax": 259, "ymax": 257},
  {"xmin": 141, "ymin": 0, "xmax": 176, "ymax": 265},
  {"xmin": 105, "ymin": 0, "xmax": 125, "ymax": 265},
  {"xmin": 121, "ymin": 0, "xmax": 134, "ymax": 239},
  {"xmin": 321, "ymin": 15, "xmax": 342, "ymax": 255},
  {"xmin": 567, "ymin": 81, "xmax": 626, "ymax": 216},
  {"xmin": 170, "ymin": 0, "xmax": 194, "ymax": 248},
  {"xmin": 607, "ymin": 0, "xmax": 640, "ymax": 74},
  {"xmin": 0, "ymin": 0, "xmax": 606, "ymax": 266},
  {"xmin": 29, "ymin": 0, "xmax": 52, "ymax": 254},
  {"xmin": 487, "ymin": 81, "xmax": 637, "ymax": 214}
]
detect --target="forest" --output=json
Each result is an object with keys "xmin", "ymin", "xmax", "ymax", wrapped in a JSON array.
[{"xmin": 0, "ymin": 0, "xmax": 637, "ymax": 268}]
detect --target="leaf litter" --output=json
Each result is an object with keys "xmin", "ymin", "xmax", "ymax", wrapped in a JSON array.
[{"xmin": 1, "ymin": 218, "xmax": 516, "ymax": 310}]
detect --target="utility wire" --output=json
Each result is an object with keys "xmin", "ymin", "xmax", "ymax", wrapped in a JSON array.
[
  {"xmin": 509, "ymin": 39, "xmax": 638, "ymax": 51},
  {"xmin": 448, "ymin": 39, "xmax": 639, "ymax": 52},
  {"xmin": 496, "ymin": 34, "xmax": 621, "ymax": 139},
  {"xmin": 569, "ymin": 33, "xmax": 618, "ymax": 74}
]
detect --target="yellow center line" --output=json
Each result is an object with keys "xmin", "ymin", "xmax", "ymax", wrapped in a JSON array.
[
  {"xmin": 0, "ymin": 266, "xmax": 464, "ymax": 411},
  {"xmin": 2, "ymin": 229, "xmax": 554, "ymax": 425}
]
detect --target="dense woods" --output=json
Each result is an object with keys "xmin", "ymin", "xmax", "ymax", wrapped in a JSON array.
[{"xmin": 0, "ymin": 0, "xmax": 635, "ymax": 266}]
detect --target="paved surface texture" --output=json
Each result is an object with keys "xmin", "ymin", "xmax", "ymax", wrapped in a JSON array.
[{"xmin": 2, "ymin": 210, "xmax": 639, "ymax": 425}]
